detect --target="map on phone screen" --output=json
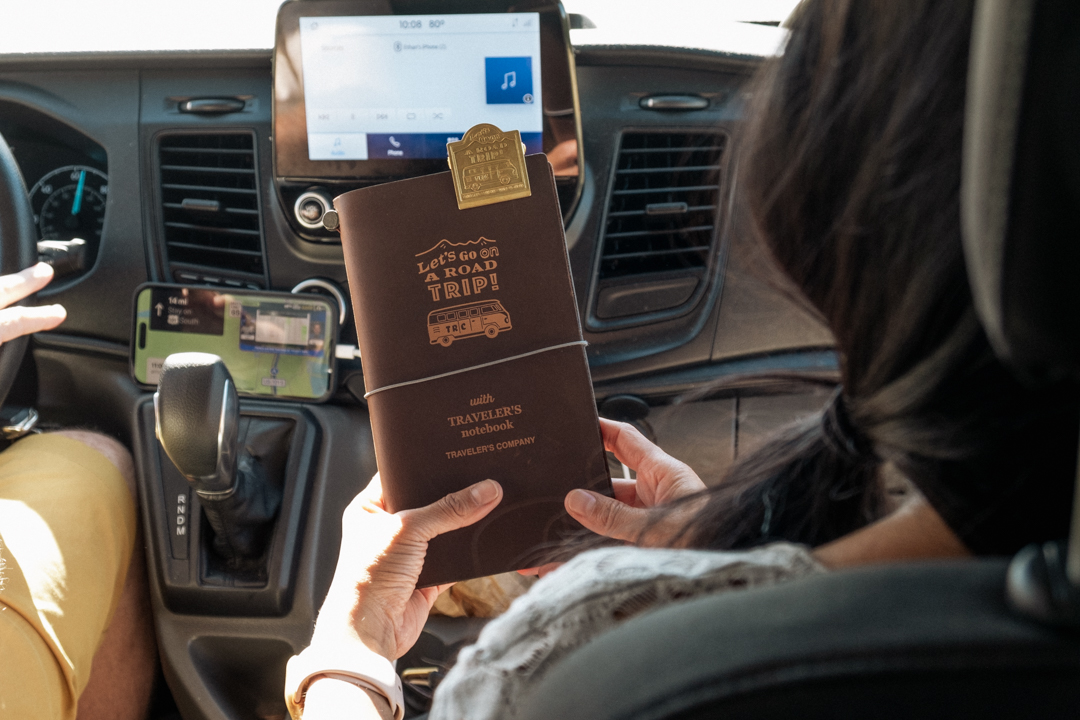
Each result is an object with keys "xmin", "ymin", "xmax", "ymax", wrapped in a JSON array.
[{"xmin": 133, "ymin": 285, "xmax": 334, "ymax": 401}]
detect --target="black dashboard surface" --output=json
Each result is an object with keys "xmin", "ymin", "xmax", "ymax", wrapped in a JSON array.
[{"xmin": 0, "ymin": 47, "xmax": 832, "ymax": 381}]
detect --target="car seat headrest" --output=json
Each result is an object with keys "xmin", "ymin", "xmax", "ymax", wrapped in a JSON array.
[{"xmin": 962, "ymin": 0, "xmax": 1080, "ymax": 384}]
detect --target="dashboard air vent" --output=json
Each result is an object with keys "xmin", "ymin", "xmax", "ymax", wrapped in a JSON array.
[
  {"xmin": 157, "ymin": 132, "xmax": 265, "ymax": 282},
  {"xmin": 600, "ymin": 132, "xmax": 725, "ymax": 280},
  {"xmin": 591, "ymin": 132, "xmax": 726, "ymax": 324}
]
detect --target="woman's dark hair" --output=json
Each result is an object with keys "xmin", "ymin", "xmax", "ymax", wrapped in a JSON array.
[{"xmin": 654, "ymin": 0, "xmax": 1077, "ymax": 556}]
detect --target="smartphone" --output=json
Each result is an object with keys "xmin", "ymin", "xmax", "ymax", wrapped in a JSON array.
[{"xmin": 131, "ymin": 283, "xmax": 337, "ymax": 402}]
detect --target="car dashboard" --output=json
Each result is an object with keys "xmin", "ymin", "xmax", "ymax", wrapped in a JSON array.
[{"xmin": 0, "ymin": 16, "xmax": 839, "ymax": 720}]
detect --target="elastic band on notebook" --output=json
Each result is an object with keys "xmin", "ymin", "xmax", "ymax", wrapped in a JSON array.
[{"xmin": 363, "ymin": 341, "xmax": 588, "ymax": 399}]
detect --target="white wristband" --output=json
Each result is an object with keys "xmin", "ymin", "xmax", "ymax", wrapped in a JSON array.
[{"xmin": 284, "ymin": 644, "xmax": 404, "ymax": 720}]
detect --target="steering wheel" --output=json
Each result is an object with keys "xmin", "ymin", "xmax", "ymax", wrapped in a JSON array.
[{"xmin": 0, "ymin": 130, "xmax": 42, "ymax": 408}]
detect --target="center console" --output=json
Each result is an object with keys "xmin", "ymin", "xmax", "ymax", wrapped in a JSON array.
[
  {"xmin": 131, "ymin": 2, "xmax": 580, "ymax": 718},
  {"xmin": 133, "ymin": 395, "xmax": 377, "ymax": 719}
]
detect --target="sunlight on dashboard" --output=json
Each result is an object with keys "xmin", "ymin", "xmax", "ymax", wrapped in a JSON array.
[
  {"xmin": 0, "ymin": 0, "xmax": 798, "ymax": 54},
  {"xmin": 0, "ymin": 0, "xmax": 286, "ymax": 53}
]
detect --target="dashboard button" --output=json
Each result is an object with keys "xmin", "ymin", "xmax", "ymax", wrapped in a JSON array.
[
  {"xmin": 298, "ymin": 198, "xmax": 323, "ymax": 223},
  {"xmin": 293, "ymin": 189, "xmax": 334, "ymax": 230}
]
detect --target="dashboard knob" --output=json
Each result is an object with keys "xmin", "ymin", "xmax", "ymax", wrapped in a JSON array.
[{"xmin": 293, "ymin": 188, "xmax": 335, "ymax": 230}]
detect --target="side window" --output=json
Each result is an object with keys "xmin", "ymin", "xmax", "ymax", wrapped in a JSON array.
[{"xmin": 469, "ymin": 308, "xmax": 480, "ymax": 318}]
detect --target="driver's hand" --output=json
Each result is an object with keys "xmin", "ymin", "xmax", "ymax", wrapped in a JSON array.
[
  {"xmin": 0, "ymin": 263, "xmax": 66, "ymax": 344},
  {"xmin": 310, "ymin": 473, "xmax": 503, "ymax": 662}
]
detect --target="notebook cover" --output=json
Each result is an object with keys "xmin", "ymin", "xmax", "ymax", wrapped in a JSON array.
[{"xmin": 335, "ymin": 154, "xmax": 611, "ymax": 586}]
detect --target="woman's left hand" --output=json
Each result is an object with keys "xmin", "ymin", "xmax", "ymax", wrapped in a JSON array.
[{"xmin": 310, "ymin": 474, "xmax": 503, "ymax": 661}]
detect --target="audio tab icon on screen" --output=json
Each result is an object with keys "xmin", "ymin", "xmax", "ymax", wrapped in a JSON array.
[{"xmin": 485, "ymin": 57, "xmax": 533, "ymax": 105}]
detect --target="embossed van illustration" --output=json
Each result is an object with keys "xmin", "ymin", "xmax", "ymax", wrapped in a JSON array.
[
  {"xmin": 428, "ymin": 300, "xmax": 512, "ymax": 346},
  {"xmin": 462, "ymin": 160, "xmax": 518, "ymax": 191}
]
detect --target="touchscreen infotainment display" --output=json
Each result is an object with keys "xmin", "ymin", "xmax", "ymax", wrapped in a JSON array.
[{"xmin": 298, "ymin": 13, "xmax": 543, "ymax": 162}]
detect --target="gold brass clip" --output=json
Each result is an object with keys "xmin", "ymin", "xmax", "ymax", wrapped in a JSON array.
[{"xmin": 447, "ymin": 123, "xmax": 532, "ymax": 210}]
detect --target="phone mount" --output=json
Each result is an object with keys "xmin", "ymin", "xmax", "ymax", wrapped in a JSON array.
[{"xmin": 155, "ymin": 353, "xmax": 283, "ymax": 569}]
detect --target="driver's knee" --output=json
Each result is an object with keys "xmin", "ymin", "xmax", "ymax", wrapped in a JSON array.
[{"xmin": 48, "ymin": 430, "xmax": 136, "ymax": 500}]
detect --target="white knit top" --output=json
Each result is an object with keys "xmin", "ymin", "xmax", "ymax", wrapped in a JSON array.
[{"xmin": 429, "ymin": 543, "xmax": 824, "ymax": 720}]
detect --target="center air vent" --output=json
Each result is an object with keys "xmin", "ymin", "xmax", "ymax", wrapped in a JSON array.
[
  {"xmin": 157, "ymin": 132, "xmax": 266, "ymax": 285},
  {"xmin": 592, "ymin": 132, "xmax": 726, "ymax": 324}
]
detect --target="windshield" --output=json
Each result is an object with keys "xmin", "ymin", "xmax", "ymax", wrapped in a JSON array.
[{"xmin": 0, "ymin": 0, "xmax": 798, "ymax": 54}]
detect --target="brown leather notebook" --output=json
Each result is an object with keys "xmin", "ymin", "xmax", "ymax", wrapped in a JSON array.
[{"xmin": 335, "ymin": 155, "xmax": 611, "ymax": 586}]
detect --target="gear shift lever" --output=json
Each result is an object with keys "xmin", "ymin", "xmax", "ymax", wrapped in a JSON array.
[
  {"xmin": 155, "ymin": 352, "xmax": 239, "ymax": 496},
  {"xmin": 155, "ymin": 352, "xmax": 281, "ymax": 567}
]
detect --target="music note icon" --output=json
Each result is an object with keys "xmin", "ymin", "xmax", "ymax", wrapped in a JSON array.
[{"xmin": 485, "ymin": 58, "xmax": 531, "ymax": 104}]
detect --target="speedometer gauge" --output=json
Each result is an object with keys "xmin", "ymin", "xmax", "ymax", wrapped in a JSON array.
[{"xmin": 29, "ymin": 165, "xmax": 108, "ymax": 242}]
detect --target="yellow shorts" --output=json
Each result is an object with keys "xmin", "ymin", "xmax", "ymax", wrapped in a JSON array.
[{"xmin": 0, "ymin": 433, "xmax": 137, "ymax": 720}]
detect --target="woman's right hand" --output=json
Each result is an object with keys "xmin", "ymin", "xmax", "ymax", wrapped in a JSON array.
[
  {"xmin": 520, "ymin": 419, "xmax": 708, "ymax": 577},
  {"xmin": 565, "ymin": 418, "xmax": 707, "ymax": 544}
]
